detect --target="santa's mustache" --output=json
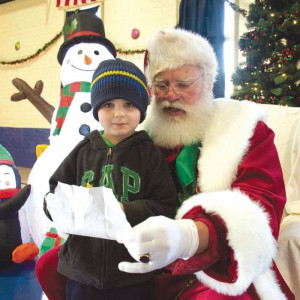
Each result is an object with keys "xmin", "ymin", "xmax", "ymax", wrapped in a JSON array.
[{"xmin": 158, "ymin": 100, "xmax": 201, "ymax": 116}]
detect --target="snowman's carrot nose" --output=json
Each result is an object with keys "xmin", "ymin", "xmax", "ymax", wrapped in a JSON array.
[{"xmin": 84, "ymin": 55, "xmax": 92, "ymax": 65}]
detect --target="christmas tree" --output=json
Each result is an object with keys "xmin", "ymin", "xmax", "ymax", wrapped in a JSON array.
[{"xmin": 231, "ymin": 0, "xmax": 300, "ymax": 106}]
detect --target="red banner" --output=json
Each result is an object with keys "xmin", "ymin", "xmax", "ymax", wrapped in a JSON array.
[{"xmin": 56, "ymin": 0, "xmax": 97, "ymax": 7}]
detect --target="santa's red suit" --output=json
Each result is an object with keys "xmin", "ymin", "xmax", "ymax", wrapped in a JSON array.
[
  {"xmin": 153, "ymin": 99, "xmax": 293, "ymax": 299},
  {"xmin": 35, "ymin": 100, "xmax": 294, "ymax": 300}
]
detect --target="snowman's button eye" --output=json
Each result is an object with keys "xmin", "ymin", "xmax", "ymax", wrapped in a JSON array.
[
  {"xmin": 94, "ymin": 50, "xmax": 99, "ymax": 55},
  {"xmin": 79, "ymin": 124, "xmax": 90, "ymax": 136},
  {"xmin": 81, "ymin": 103, "xmax": 92, "ymax": 113},
  {"xmin": 78, "ymin": 50, "xmax": 83, "ymax": 55}
]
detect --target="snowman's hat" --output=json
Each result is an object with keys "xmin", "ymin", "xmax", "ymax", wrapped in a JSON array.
[{"xmin": 57, "ymin": 12, "xmax": 116, "ymax": 65}]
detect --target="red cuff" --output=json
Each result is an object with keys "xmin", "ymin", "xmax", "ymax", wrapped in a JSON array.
[{"xmin": 170, "ymin": 205, "xmax": 238, "ymax": 283}]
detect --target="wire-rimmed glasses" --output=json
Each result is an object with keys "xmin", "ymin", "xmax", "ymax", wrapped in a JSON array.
[{"xmin": 152, "ymin": 77, "xmax": 203, "ymax": 97}]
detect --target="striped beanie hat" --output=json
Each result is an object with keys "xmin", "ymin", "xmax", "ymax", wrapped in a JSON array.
[{"xmin": 91, "ymin": 58, "xmax": 149, "ymax": 123}]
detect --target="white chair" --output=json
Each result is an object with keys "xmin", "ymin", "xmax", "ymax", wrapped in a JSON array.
[{"xmin": 262, "ymin": 103, "xmax": 300, "ymax": 299}]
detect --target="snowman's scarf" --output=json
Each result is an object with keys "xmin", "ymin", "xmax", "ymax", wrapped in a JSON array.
[{"xmin": 53, "ymin": 82, "xmax": 91, "ymax": 136}]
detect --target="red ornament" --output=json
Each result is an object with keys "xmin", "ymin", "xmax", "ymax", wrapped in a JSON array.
[{"xmin": 131, "ymin": 28, "xmax": 140, "ymax": 39}]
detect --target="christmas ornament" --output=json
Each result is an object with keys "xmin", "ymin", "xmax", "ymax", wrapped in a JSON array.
[
  {"xmin": 15, "ymin": 42, "xmax": 20, "ymax": 51},
  {"xmin": 131, "ymin": 28, "xmax": 140, "ymax": 39}
]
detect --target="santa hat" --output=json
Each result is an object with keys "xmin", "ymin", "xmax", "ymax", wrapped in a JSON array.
[
  {"xmin": 144, "ymin": 28, "xmax": 218, "ymax": 87},
  {"xmin": 57, "ymin": 12, "xmax": 116, "ymax": 65}
]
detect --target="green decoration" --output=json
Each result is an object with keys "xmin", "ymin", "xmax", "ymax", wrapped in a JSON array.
[
  {"xmin": 274, "ymin": 74, "xmax": 287, "ymax": 84},
  {"xmin": 271, "ymin": 87, "xmax": 282, "ymax": 96},
  {"xmin": 65, "ymin": 19, "xmax": 78, "ymax": 35},
  {"xmin": 0, "ymin": 30, "xmax": 146, "ymax": 65},
  {"xmin": 117, "ymin": 49, "xmax": 146, "ymax": 55},
  {"xmin": 224, "ymin": 0, "xmax": 247, "ymax": 16},
  {"xmin": 1, "ymin": 32, "xmax": 63, "ymax": 65}
]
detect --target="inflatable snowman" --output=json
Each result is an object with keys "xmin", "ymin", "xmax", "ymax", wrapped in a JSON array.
[{"xmin": 20, "ymin": 12, "xmax": 116, "ymax": 247}]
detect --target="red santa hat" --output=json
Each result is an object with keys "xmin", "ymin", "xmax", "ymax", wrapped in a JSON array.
[{"xmin": 144, "ymin": 28, "xmax": 218, "ymax": 87}]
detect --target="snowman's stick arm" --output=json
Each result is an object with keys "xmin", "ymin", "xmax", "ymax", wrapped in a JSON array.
[{"xmin": 11, "ymin": 78, "xmax": 55, "ymax": 123}]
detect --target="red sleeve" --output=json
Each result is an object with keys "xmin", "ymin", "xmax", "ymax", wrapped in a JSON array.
[
  {"xmin": 169, "ymin": 121, "xmax": 286, "ymax": 283},
  {"xmin": 232, "ymin": 121, "xmax": 286, "ymax": 239}
]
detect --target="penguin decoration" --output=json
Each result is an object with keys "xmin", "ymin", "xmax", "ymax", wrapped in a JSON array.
[
  {"xmin": 0, "ymin": 145, "xmax": 32, "ymax": 268},
  {"xmin": 16, "ymin": 12, "xmax": 117, "ymax": 248}
]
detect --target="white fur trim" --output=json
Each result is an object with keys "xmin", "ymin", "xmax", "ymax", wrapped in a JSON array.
[
  {"xmin": 41, "ymin": 293, "xmax": 49, "ymax": 300},
  {"xmin": 254, "ymin": 269, "xmax": 287, "ymax": 300},
  {"xmin": 176, "ymin": 189, "xmax": 278, "ymax": 296},
  {"xmin": 198, "ymin": 99, "xmax": 266, "ymax": 192},
  {"xmin": 145, "ymin": 28, "xmax": 218, "ymax": 86}
]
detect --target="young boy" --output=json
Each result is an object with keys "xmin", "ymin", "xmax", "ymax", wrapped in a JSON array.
[{"xmin": 43, "ymin": 58, "xmax": 177, "ymax": 300}]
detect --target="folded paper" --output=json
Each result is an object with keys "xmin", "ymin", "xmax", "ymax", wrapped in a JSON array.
[{"xmin": 45, "ymin": 182, "xmax": 132, "ymax": 240}]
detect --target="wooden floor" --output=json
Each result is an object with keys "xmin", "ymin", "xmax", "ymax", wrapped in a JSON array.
[{"xmin": 17, "ymin": 167, "xmax": 31, "ymax": 187}]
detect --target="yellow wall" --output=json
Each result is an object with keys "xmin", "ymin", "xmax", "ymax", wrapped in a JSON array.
[{"xmin": 0, "ymin": 0, "xmax": 179, "ymax": 129}]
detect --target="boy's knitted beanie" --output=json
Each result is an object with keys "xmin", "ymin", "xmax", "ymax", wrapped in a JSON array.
[{"xmin": 91, "ymin": 58, "xmax": 149, "ymax": 123}]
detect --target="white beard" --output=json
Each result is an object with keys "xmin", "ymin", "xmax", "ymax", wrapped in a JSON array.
[{"xmin": 143, "ymin": 91, "xmax": 214, "ymax": 148}]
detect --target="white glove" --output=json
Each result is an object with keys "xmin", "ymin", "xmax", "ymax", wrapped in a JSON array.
[
  {"xmin": 117, "ymin": 215, "xmax": 199, "ymax": 273},
  {"xmin": 45, "ymin": 182, "xmax": 132, "ymax": 240}
]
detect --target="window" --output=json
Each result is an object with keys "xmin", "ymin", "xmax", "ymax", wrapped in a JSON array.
[{"xmin": 224, "ymin": 2, "xmax": 236, "ymax": 98}]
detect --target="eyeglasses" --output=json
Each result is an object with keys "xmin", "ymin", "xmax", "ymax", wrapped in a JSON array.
[{"xmin": 152, "ymin": 77, "xmax": 203, "ymax": 97}]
